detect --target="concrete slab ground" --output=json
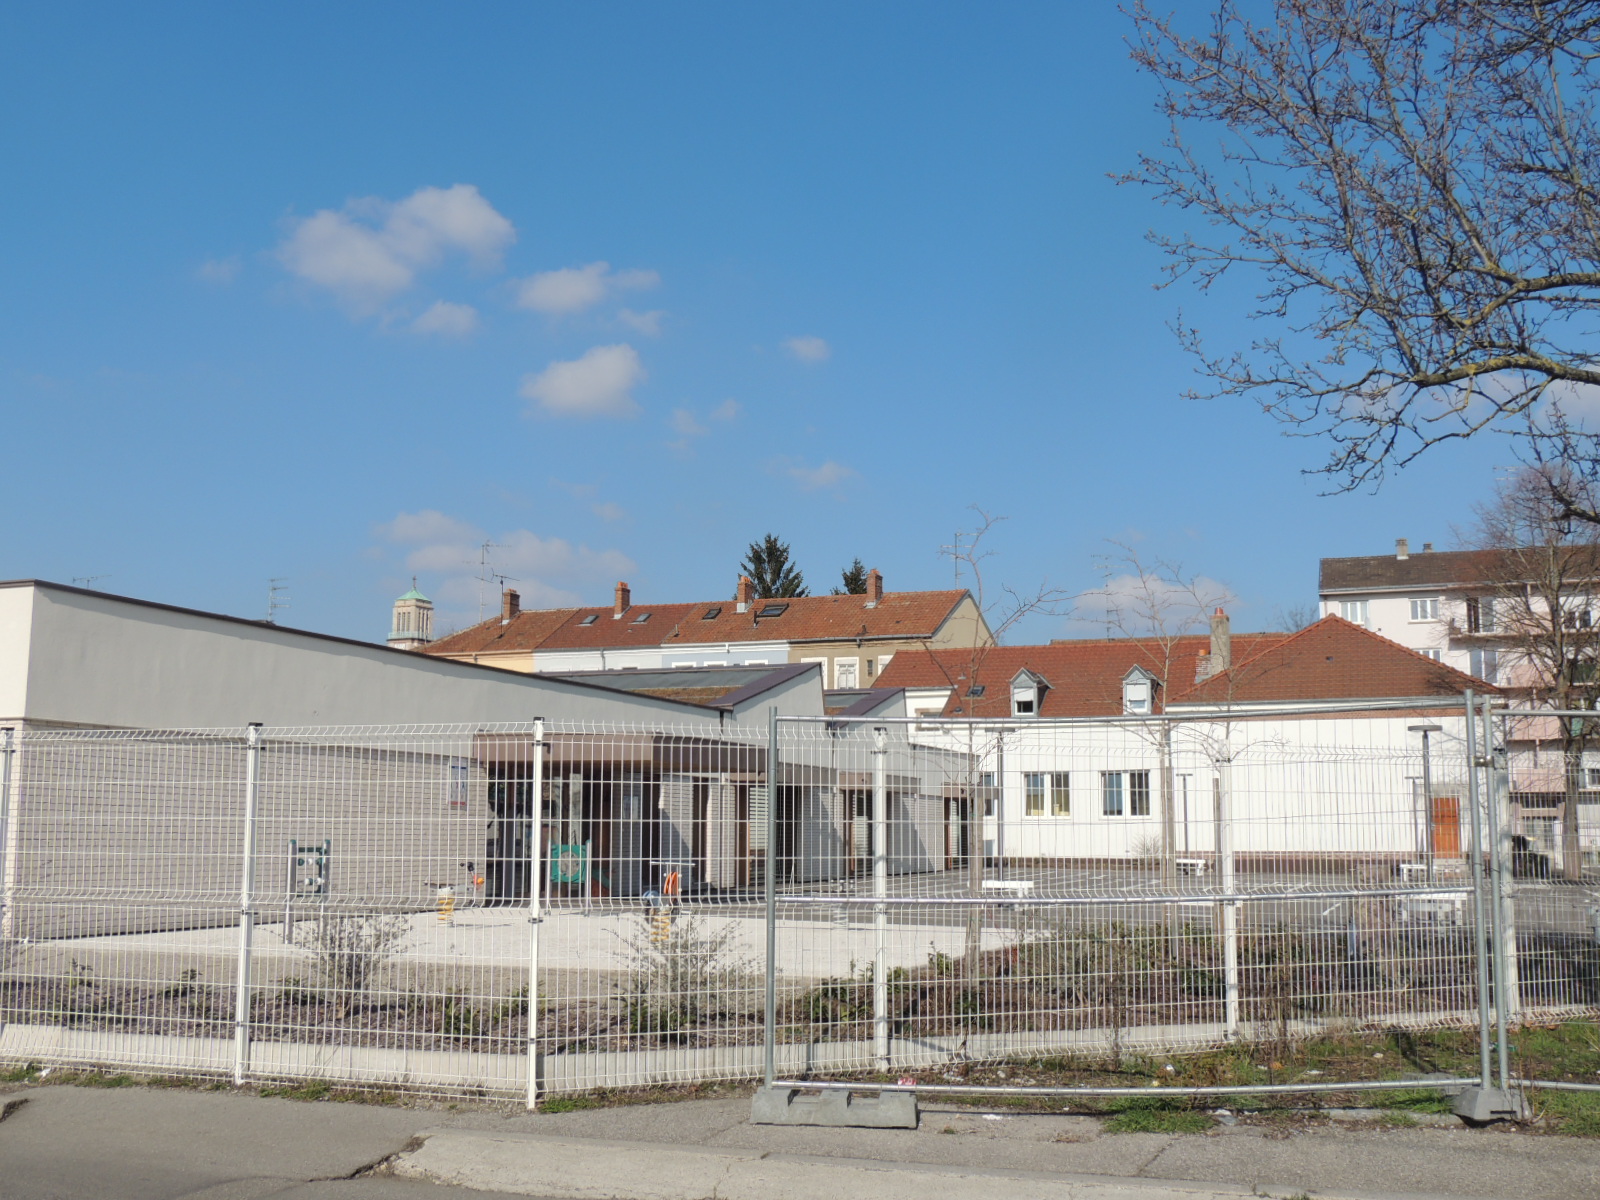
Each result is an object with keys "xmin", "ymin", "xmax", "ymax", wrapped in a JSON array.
[{"xmin": 6, "ymin": 1083, "xmax": 1600, "ymax": 1200}]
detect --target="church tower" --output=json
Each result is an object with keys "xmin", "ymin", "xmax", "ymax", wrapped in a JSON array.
[{"xmin": 388, "ymin": 580, "xmax": 434, "ymax": 651}]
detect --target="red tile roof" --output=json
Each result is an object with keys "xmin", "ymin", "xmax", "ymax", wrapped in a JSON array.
[
  {"xmin": 425, "ymin": 608, "xmax": 582, "ymax": 656},
  {"xmin": 662, "ymin": 589, "xmax": 972, "ymax": 647},
  {"xmin": 421, "ymin": 588, "xmax": 974, "ymax": 658},
  {"xmin": 875, "ymin": 616, "xmax": 1494, "ymax": 717}
]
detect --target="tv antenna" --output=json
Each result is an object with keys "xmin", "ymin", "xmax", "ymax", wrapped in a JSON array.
[
  {"xmin": 266, "ymin": 578, "xmax": 291, "ymax": 624},
  {"xmin": 474, "ymin": 541, "xmax": 502, "ymax": 622},
  {"xmin": 72, "ymin": 575, "xmax": 111, "ymax": 589}
]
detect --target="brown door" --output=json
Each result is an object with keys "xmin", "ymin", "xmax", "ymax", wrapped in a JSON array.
[{"xmin": 1431, "ymin": 795, "xmax": 1462, "ymax": 857}]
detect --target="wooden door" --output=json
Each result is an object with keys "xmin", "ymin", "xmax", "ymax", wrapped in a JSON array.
[{"xmin": 1431, "ymin": 795, "xmax": 1462, "ymax": 857}]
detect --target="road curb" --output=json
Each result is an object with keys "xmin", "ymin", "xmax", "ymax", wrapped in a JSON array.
[{"xmin": 388, "ymin": 1129, "xmax": 1512, "ymax": 1200}]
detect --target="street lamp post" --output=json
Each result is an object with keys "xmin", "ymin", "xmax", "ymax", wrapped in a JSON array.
[{"xmin": 1410, "ymin": 724, "xmax": 1444, "ymax": 882}]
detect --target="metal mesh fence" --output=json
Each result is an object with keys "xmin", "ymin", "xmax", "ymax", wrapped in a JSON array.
[{"xmin": 0, "ymin": 705, "xmax": 1589, "ymax": 1103}]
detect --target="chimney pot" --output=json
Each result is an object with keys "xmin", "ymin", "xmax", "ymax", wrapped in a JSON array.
[
  {"xmin": 735, "ymin": 574, "xmax": 752, "ymax": 614},
  {"xmin": 865, "ymin": 568, "xmax": 883, "ymax": 607},
  {"xmin": 1396, "ymin": 537, "xmax": 1410, "ymax": 560},
  {"xmin": 501, "ymin": 589, "xmax": 520, "ymax": 623},
  {"xmin": 614, "ymin": 581, "xmax": 631, "ymax": 618},
  {"xmin": 1422, "ymin": 542, "xmax": 1434, "ymax": 553},
  {"xmin": 1206, "ymin": 607, "xmax": 1232, "ymax": 678}
]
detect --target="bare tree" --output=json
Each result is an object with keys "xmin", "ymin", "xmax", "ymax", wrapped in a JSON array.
[
  {"xmin": 1471, "ymin": 467, "xmax": 1600, "ymax": 878},
  {"xmin": 1125, "ymin": 2, "xmax": 1600, "ymax": 498}
]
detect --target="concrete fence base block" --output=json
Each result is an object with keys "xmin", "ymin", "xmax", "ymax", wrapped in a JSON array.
[
  {"xmin": 1452, "ymin": 1086, "xmax": 1529, "ymax": 1123},
  {"xmin": 750, "ymin": 1085, "xmax": 917, "ymax": 1128}
]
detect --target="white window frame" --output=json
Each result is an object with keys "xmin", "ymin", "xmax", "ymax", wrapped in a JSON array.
[
  {"xmin": 1420, "ymin": 649, "xmax": 1442, "ymax": 662},
  {"xmin": 1409, "ymin": 597, "xmax": 1439, "ymax": 622},
  {"xmin": 833, "ymin": 657, "xmax": 860, "ymax": 688},
  {"xmin": 1340, "ymin": 600, "xmax": 1369, "ymax": 627},
  {"xmin": 1101, "ymin": 769, "xmax": 1152, "ymax": 818}
]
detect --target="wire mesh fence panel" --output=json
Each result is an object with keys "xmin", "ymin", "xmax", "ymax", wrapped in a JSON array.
[
  {"xmin": 1, "ymin": 728, "xmax": 247, "ymax": 1079},
  {"xmin": 1498, "ymin": 711, "xmax": 1600, "ymax": 1020},
  {"xmin": 767, "ymin": 709, "xmax": 1491, "ymax": 1089},
  {"xmin": 0, "ymin": 706, "xmax": 1522, "ymax": 1102}
]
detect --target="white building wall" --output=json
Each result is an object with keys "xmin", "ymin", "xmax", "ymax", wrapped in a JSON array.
[{"xmin": 0, "ymin": 585, "xmax": 33, "ymax": 723}]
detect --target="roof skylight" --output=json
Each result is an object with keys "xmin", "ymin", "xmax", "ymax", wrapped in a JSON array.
[
  {"xmin": 632, "ymin": 612, "xmax": 651, "ymax": 624},
  {"xmin": 579, "ymin": 614, "xmax": 598, "ymax": 626},
  {"xmin": 702, "ymin": 606, "xmax": 722, "ymax": 620},
  {"xmin": 757, "ymin": 602, "xmax": 789, "ymax": 618}
]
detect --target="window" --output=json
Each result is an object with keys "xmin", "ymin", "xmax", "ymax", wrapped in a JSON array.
[
  {"xmin": 979, "ymin": 772, "xmax": 996, "ymax": 817},
  {"xmin": 1421, "ymin": 649, "xmax": 1442, "ymax": 662},
  {"xmin": 701, "ymin": 606, "xmax": 721, "ymax": 620},
  {"xmin": 1102, "ymin": 770, "xmax": 1150, "ymax": 817},
  {"xmin": 1102, "ymin": 772, "xmax": 1123, "ymax": 816},
  {"xmin": 1340, "ymin": 600, "xmax": 1369, "ymax": 626},
  {"xmin": 967, "ymin": 684, "xmax": 986, "ymax": 697},
  {"xmin": 1051, "ymin": 772, "xmax": 1070, "ymax": 816},
  {"xmin": 579, "ymin": 614, "xmax": 598, "ymax": 626},
  {"xmin": 866, "ymin": 658, "xmax": 875, "ymax": 677},
  {"xmin": 1469, "ymin": 648, "xmax": 1499, "ymax": 683},
  {"xmin": 1466, "ymin": 596, "xmax": 1496, "ymax": 633},
  {"xmin": 1013, "ymin": 694, "xmax": 1035, "ymax": 716},
  {"xmin": 834, "ymin": 658, "xmax": 859, "ymax": 688},
  {"xmin": 1563, "ymin": 606, "xmax": 1594, "ymax": 629},
  {"xmin": 757, "ymin": 602, "xmax": 788, "ymax": 618},
  {"xmin": 1409, "ymin": 597, "xmax": 1439, "ymax": 621},
  {"xmin": 878, "ymin": 653, "xmax": 894, "ymax": 672},
  {"xmin": 1123, "ymin": 675, "xmax": 1152, "ymax": 715},
  {"xmin": 631, "ymin": 612, "xmax": 651, "ymax": 624},
  {"xmin": 1024, "ymin": 772, "xmax": 1046, "ymax": 816},
  {"xmin": 1585, "ymin": 768, "xmax": 1600, "ymax": 789}
]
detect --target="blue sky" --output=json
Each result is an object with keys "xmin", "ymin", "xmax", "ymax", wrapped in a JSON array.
[{"xmin": 0, "ymin": 3, "xmax": 1508, "ymax": 643}]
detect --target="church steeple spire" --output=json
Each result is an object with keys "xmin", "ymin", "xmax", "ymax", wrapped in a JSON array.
[{"xmin": 388, "ymin": 578, "xmax": 434, "ymax": 650}]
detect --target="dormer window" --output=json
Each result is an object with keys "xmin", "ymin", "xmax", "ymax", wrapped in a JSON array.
[
  {"xmin": 1010, "ymin": 669, "xmax": 1046, "ymax": 718},
  {"xmin": 1122, "ymin": 667, "xmax": 1156, "ymax": 716}
]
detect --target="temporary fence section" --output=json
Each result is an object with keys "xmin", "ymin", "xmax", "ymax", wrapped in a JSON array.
[
  {"xmin": 0, "ymin": 699, "xmax": 1592, "ymax": 1105},
  {"xmin": 761, "ymin": 699, "xmax": 1517, "ymax": 1104}
]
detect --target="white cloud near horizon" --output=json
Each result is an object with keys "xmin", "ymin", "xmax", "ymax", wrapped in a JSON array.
[
  {"xmin": 277, "ymin": 184, "xmax": 515, "ymax": 313},
  {"xmin": 785, "ymin": 458, "xmax": 855, "ymax": 490},
  {"xmin": 520, "ymin": 344, "xmax": 645, "ymax": 418},
  {"xmin": 377, "ymin": 508, "xmax": 637, "ymax": 626},
  {"xmin": 514, "ymin": 261, "xmax": 660, "ymax": 316},
  {"xmin": 411, "ymin": 300, "xmax": 479, "ymax": 337},
  {"xmin": 783, "ymin": 335, "xmax": 831, "ymax": 363}
]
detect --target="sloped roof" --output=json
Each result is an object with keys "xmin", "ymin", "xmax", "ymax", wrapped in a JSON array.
[
  {"xmin": 425, "ymin": 608, "xmax": 582, "ymax": 656},
  {"xmin": 663, "ymin": 589, "xmax": 972, "ymax": 646},
  {"xmin": 875, "ymin": 616, "xmax": 1493, "ymax": 717},
  {"xmin": 1180, "ymin": 616, "xmax": 1493, "ymax": 704},
  {"xmin": 539, "ymin": 603, "xmax": 702, "ymax": 650},
  {"xmin": 875, "ymin": 632, "xmax": 1286, "ymax": 718},
  {"xmin": 1322, "ymin": 545, "xmax": 1600, "ymax": 593}
]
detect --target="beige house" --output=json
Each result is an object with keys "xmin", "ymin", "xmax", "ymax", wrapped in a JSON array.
[{"xmin": 420, "ymin": 569, "xmax": 995, "ymax": 687}]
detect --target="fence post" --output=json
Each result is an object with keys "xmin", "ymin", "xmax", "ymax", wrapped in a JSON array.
[
  {"xmin": 0, "ymin": 727, "xmax": 14, "ymax": 943},
  {"xmin": 1481, "ymin": 697, "xmax": 1518, "ymax": 1078},
  {"xmin": 1463, "ymin": 691, "xmax": 1497, "ymax": 1081},
  {"xmin": 527, "ymin": 718, "xmax": 545, "ymax": 1110},
  {"xmin": 1215, "ymin": 753, "xmax": 1240, "ymax": 1039},
  {"xmin": 764, "ymin": 707, "xmax": 779, "ymax": 1088},
  {"xmin": 872, "ymin": 725, "xmax": 889, "ymax": 1070},
  {"xmin": 233, "ymin": 722, "xmax": 263, "ymax": 1087}
]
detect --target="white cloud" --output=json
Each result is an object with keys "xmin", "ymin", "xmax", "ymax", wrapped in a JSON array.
[
  {"xmin": 514, "ymin": 261, "xmax": 660, "ymax": 315},
  {"xmin": 196, "ymin": 256, "xmax": 241, "ymax": 284},
  {"xmin": 411, "ymin": 300, "xmax": 479, "ymax": 337},
  {"xmin": 711, "ymin": 398, "xmax": 740, "ymax": 421},
  {"xmin": 785, "ymin": 459, "xmax": 856, "ymax": 490},
  {"xmin": 377, "ymin": 508, "xmax": 637, "ymax": 629},
  {"xmin": 592, "ymin": 501, "xmax": 627, "ymax": 522},
  {"xmin": 783, "ymin": 335, "xmax": 831, "ymax": 363},
  {"xmin": 277, "ymin": 184, "xmax": 515, "ymax": 313},
  {"xmin": 670, "ymin": 408, "xmax": 708, "ymax": 437},
  {"xmin": 520, "ymin": 344, "xmax": 645, "ymax": 418},
  {"xmin": 618, "ymin": 308, "xmax": 665, "ymax": 336}
]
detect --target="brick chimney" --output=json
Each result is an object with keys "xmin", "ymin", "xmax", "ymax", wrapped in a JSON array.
[
  {"xmin": 614, "ymin": 581, "xmax": 631, "ymax": 618},
  {"xmin": 501, "ymin": 589, "xmax": 520, "ymax": 623},
  {"xmin": 1209, "ymin": 607, "xmax": 1232, "ymax": 674},
  {"xmin": 1396, "ymin": 537, "xmax": 1410, "ymax": 560},
  {"xmin": 865, "ymin": 568, "xmax": 884, "ymax": 608},
  {"xmin": 735, "ymin": 574, "xmax": 753, "ymax": 614}
]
